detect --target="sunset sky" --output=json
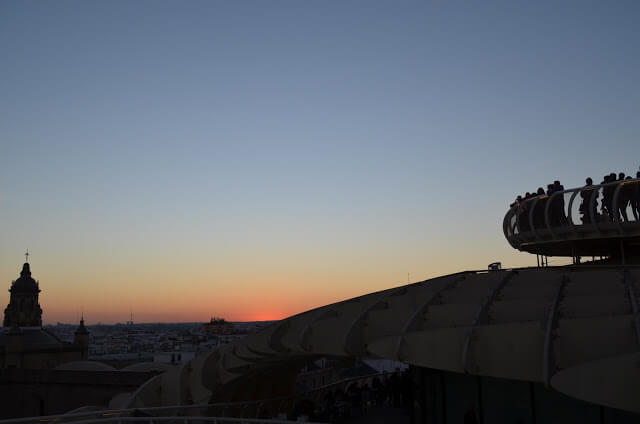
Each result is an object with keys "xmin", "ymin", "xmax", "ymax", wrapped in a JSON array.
[{"xmin": 1, "ymin": 1, "xmax": 639, "ymax": 324}]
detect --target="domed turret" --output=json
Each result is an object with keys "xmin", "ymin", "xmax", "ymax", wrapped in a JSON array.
[
  {"xmin": 1, "ymin": 257, "xmax": 92, "ymax": 371},
  {"xmin": 3, "ymin": 262, "xmax": 43, "ymax": 327},
  {"xmin": 11, "ymin": 263, "xmax": 40, "ymax": 293}
]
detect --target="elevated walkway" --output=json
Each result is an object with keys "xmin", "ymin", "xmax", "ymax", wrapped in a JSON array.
[{"xmin": 503, "ymin": 179, "xmax": 640, "ymax": 258}]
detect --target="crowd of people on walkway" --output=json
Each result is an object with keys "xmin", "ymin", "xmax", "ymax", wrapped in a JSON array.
[
  {"xmin": 580, "ymin": 172, "xmax": 640, "ymax": 224},
  {"xmin": 289, "ymin": 369, "xmax": 414, "ymax": 423},
  {"xmin": 510, "ymin": 180, "xmax": 567, "ymax": 230},
  {"xmin": 510, "ymin": 170, "xmax": 640, "ymax": 230}
]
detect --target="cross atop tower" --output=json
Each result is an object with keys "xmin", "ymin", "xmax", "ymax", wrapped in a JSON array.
[{"xmin": 24, "ymin": 249, "xmax": 29, "ymax": 263}]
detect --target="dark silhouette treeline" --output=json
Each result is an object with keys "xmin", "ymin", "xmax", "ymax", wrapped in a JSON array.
[{"xmin": 510, "ymin": 170, "xmax": 640, "ymax": 229}]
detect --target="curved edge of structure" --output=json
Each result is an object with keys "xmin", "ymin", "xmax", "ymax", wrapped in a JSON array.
[{"xmin": 124, "ymin": 267, "xmax": 640, "ymax": 415}]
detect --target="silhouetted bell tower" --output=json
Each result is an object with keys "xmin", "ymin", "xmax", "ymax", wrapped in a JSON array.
[
  {"xmin": 3, "ymin": 262, "xmax": 43, "ymax": 327},
  {"xmin": 74, "ymin": 315, "xmax": 90, "ymax": 359}
]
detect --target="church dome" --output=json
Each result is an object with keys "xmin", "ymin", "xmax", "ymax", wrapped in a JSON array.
[
  {"xmin": 11, "ymin": 263, "xmax": 40, "ymax": 293},
  {"xmin": 4, "ymin": 262, "xmax": 43, "ymax": 328}
]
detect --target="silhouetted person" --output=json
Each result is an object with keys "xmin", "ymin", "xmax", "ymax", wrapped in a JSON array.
[
  {"xmin": 633, "ymin": 171, "xmax": 640, "ymax": 220},
  {"xmin": 335, "ymin": 388, "xmax": 348, "ymax": 418},
  {"xmin": 464, "ymin": 405, "xmax": 479, "ymax": 424},
  {"xmin": 361, "ymin": 383, "xmax": 371, "ymax": 415},
  {"xmin": 511, "ymin": 195, "xmax": 523, "ymax": 234},
  {"xmin": 616, "ymin": 172, "xmax": 630, "ymax": 222},
  {"xmin": 400, "ymin": 369, "xmax": 413, "ymax": 411},
  {"xmin": 389, "ymin": 371, "xmax": 401, "ymax": 407},
  {"xmin": 545, "ymin": 184, "xmax": 556, "ymax": 225},
  {"xmin": 580, "ymin": 177, "xmax": 598, "ymax": 224},
  {"xmin": 510, "ymin": 195, "xmax": 523, "ymax": 208},
  {"xmin": 550, "ymin": 180, "xmax": 566, "ymax": 225},
  {"xmin": 534, "ymin": 187, "xmax": 547, "ymax": 229},
  {"xmin": 292, "ymin": 398, "xmax": 315, "ymax": 421},
  {"xmin": 601, "ymin": 174, "xmax": 616, "ymax": 220},
  {"xmin": 608, "ymin": 172, "xmax": 617, "ymax": 213},
  {"xmin": 546, "ymin": 184, "xmax": 554, "ymax": 196},
  {"xmin": 371, "ymin": 376, "xmax": 383, "ymax": 406},
  {"xmin": 518, "ymin": 193, "xmax": 533, "ymax": 232}
]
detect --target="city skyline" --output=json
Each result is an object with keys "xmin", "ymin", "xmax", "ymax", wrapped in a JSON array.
[{"xmin": 2, "ymin": 1, "xmax": 640, "ymax": 324}]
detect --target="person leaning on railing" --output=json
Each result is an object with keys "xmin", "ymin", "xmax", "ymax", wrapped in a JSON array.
[
  {"xmin": 625, "ymin": 171, "xmax": 640, "ymax": 221},
  {"xmin": 579, "ymin": 177, "xmax": 598, "ymax": 224},
  {"xmin": 618, "ymin": 174, "xmax": 634, "ymax": 222},
  {"xmin": 549, "ymin": 180, "xmax": 566, "ymax": 226},
  {"xmin": 519, "ymin": 193, "xmax": 532, "ymax": 232},
  {"xmin": 510, "ymin": 195, "xmax": 523, "ymax": 208},
  {"xmin": 533, "ymin": 187, "xmax": 547, "ymax": 229},
  {"xmin": 512, "ymin": 173, "xmax": 639, "ymax": 230},
  {"xmin": 600, "ymin": 173, "xmax": 616, "ymax": 220}
]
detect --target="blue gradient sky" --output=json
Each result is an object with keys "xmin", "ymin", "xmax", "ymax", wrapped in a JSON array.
[{"xmin": 1, "ymin": 1, "xmax": 639, "ymax": 323}]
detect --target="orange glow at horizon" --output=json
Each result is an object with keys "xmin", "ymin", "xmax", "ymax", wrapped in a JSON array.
[{"xmin": 0, "ymin": 243, "xmax": 536, "ymax": 325}]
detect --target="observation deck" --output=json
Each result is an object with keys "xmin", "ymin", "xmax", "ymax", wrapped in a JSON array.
[{"xmin": 503, "ymin": 179, "xmax": 640, "ymax": 259}]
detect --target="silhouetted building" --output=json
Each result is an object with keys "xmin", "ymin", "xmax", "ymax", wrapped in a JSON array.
[
  {"xmin": 1, "ymin": 262, "xmax": 88, "ymax": 369},
  {"xmin": 74, "ymin": 316, "xmax": 90, "ymax": 360},
  {"xmin": 202, "ymin": 317, "xmax": 235, "ymax": 335},
  {"xmin": 0, "ymin": 261, "xmax": 167, "ymax": 418},
  {"xmin": 4, "ymin": 262, "xmax": 42, "ymax": 327}
]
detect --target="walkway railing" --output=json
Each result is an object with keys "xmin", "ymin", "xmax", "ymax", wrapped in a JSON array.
[
  {"xmin": 0, "ymin": 372, "xmax": 387, "ymax": 424},
  {"xmin": 503, "ymin": 179, "xmax": 640, "ymax": 254},
  {"xmin": 46, "ymin": 417, "xmax": 309, "ymax": 424},
  {"xmin": 0, "ymin": 404, "xmax": 300, "ymax": 424},
  {"xmin": 0, "ymin": 412, "xmax": 320, "ymax": 424}
]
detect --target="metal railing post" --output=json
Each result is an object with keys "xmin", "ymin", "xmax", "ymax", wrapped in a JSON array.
[
  {"xmin": 566, "ymin": 189, "xmax": 580, "ymax": 230},
  {"xmin": 529, "ymin": 197, "xmax": 544, "ymax": 241},
  {"xmin": 545, "ymin": 191, "xmax": 561, "ymax": 239},
  {"xmin": 588, "ymin": 187, "xmax": 601, "ymax": 235}
]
